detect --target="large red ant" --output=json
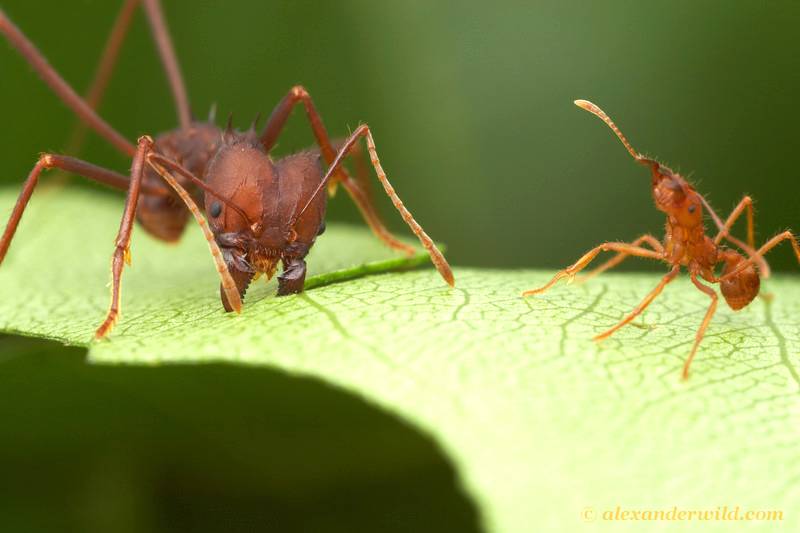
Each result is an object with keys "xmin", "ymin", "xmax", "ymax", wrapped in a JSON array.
[
  {"xmin": 0, "ymin": 1, "xmax": 454, "ymax": 339},
  {"xmin": 524, "ymin": 100, "xmax": 800, "ymax": 379}
]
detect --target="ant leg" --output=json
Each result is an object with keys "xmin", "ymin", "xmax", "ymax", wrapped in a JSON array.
[
  {"xmin": 0, "ymin": 153, "xmax": 168, "ymax": 265},
  {"xmin": 700, "ymin": 195, "xmax": 769, "ymax": 277},
  {"xmin": 593, "ymin": 265, "xmax": 680, "ymax": 342},
  {"xmin": 94, "ymin": 140, "xmax": 244, "ymax": 339},
  {"xmin": 278, "ymin": 258, "xmax": 307, "ymax": 296},
  {"xmin": 261, "ymin": 86, "xmax": 336, "ymax": 158},
  {"xmin": 718, "ymin": 231, "xmax": 800, "ymax": 283},
  {"xmin": 63, "ymin": 0, "xmax": 140, "ymax": 156},
  {"xmin": 522, "ymin": 242, "xmax": 665, "ymax": 296},
  {"xmin": 576, "ymin": 234, "xmax": 664, "ymax": 284},
  {"xmin": 712, "ymin": 196, "xmax": 755, "ymax": 248},
  {"xmin": 683, "ymin": 275, "xmax": 718, "ymax": 380},
  {"xmin": 94, "ymin": 137, "xmax": 152, "ymax": 339},
  {"xmin": 337, "ymin": 143, "xmax": 416, "ymax": 255},
  {"xmin": 260, "ymin": 86, "xmax": 414, "ymax": 254},
  {"xmin": 64, "ymin": 0, "xmax": 190, "ymax": 155},
  {"xmin": 0, "ymin": 9, "xmax": 135, "ymax": 156},
  {"xmin": 141, "ymin": 0, "xmax": 192, "ymax": 128},
  {"xmin": 295, "ymin": 124, "xmax": 455, "ymax": 287},
  {"xmin": 145, "ymin": 154, "xmax": 244, "ymax": 315}
]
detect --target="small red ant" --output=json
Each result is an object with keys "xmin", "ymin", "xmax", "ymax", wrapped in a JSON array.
[
  {"xmin": 0, "ymin": 1, "xmax": 454, "ymax": 339},
  {"xmin": 524, "ymin": 100, "xmax": 800, "ymax": 379}
]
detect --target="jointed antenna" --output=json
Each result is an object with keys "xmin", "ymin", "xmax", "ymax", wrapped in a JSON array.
[{"xmin": 574, "ymin": 100, "xmax": 644, "ymax": 163}]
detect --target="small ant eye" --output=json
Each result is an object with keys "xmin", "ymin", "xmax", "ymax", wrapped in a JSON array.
[
  {"xmin": 688, "ymin": 204, "xmax": 696, "ymax": 214},
  {"xmin": 209, "ymin": 201, "xmax": 222, "ymax": 218}
]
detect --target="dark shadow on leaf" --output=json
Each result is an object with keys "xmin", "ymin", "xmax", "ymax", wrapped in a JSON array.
[{"xmin": 0, "ymin": 335, "xmax": 482, "ymax": 533}]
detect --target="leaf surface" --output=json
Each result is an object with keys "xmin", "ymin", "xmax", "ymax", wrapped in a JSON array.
[{"xmin": 2, "ymin": 188, "xmax": 799, "ymax": 531}]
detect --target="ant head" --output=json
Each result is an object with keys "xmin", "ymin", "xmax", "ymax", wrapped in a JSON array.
[
  {"xmin": 575, "ymin": 99, "xmax": 704, "ymax": 228},
  {"xmin": 203, "ymin": 129, "xmax": 274, "ymax": 300},
  {"xmin": 646, "ymin": 162, "xmax": 704, "ymax": 228}
]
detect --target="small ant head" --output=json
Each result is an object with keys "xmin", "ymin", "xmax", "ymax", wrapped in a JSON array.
[
  {"xmin": 647, "ymin": 163, "xmax": 704, "ymax": 229},
  {"xmin": 718, "ymin": 250, "xmax": 760, "ymax": 310}
]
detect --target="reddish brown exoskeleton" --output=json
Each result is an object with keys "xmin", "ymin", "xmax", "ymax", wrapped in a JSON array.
[
  {"xmin": 524, "ymin": 100, "xmax": 800, "ymax": 379},
  {"xmin": 0, "ymin": 1, "xmax": 454, "ymax": 339}
]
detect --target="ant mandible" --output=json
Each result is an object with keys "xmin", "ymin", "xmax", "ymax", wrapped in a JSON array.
[
  {"xmin": 524, "ymin": 99, "xmax": 800, "ymax": 379},
  {"xmin": 0, "ymin": 0, "xmax": 454, "ymax": 339}
]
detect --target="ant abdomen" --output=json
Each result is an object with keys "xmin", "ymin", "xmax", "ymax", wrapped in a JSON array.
[{"xmin": 719, "ymin": 250, "xmax": 760, "ymax": 310}]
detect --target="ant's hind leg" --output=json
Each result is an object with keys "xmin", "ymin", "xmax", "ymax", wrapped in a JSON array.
[
  {"xmin": 576, "ymin": 234, "xmax": 664, "ymax": 284},
  {"xmin": 718, "ymin": 230, "xmax": 800, "ymax": 283},
  {"xmin": 141, "ymin": 0, "xmax": 192, "ymax": 128},
  {"xmin": 0, "ymin": 8, "xmax": 135, "ymax": 156},
  {"xmin": 63, "ymin": 0, "xmax": 140, "ymax": 156},
  {"xmin": 593, "ymin": 265, "xmax": 680, "ymax": 342},
  {"xmin": 522, "ymin": 242, "xmax": 664, "ymax": 297}
]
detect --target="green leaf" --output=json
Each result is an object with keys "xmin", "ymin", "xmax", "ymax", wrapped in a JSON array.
[{"xmin": 2, "ymin": 187, "xmax": 799, "ymax": 531}]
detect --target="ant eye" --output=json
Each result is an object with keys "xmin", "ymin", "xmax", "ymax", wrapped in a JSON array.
[
  {"xmin": 209, "ymin": 201, "xmax": 222, "ymax": 218},
  {"xmin": 688, "ymin": 204, "xmax": 696, "ymax": 214}
]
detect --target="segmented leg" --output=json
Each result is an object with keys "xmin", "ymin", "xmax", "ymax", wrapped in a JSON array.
[
  {"xmin": 717, "ymin": 231, "xmax": 800, "ymax": 283},
  {"xmin": 699, "ymin": 195, "xmax": 769, "ymax": 278},
  {"xmin": 146, "ymin": 155, "xmax": 243, "ymax": 316},
  {"xmin": 593, "ymin": 265, "xmax": 680, "ymax": 341},
  {"xmin": 713, "ymin": 195, "xmax": 755, "ymax": 248},
  {"xmin": 63, "ymin": 0, "xmax": 140, "ymax": 156},
  {"xmin": 294, "ymin": 124, "xmax": 455, "ymax": 287},
  {"xmin": 576, "ymin": 234, "xmax": 664, "ymax": 284},
  {"xmin": 0, "ymin": 153, "xmax": 168, "ymax": 265},
  {"xmin": 260, "ymin": 86, "xmax": 415, "ymax": 255},
  {"xmin": 94, "ymin": 137, "xmax": 152, "ymax": 338},
  {"xmin": 95, "ymin": 138, "xmax": 245, "ymax": 339},
  {"xmin": 141, "ymin": 0, "xmax": 192, "ymax": 128},
  {"xmin": 0, "ymin": 8, "xmax": 135, "ymax": 156},
  {"xmin": 522, "ymin": 242, "xmax": 664, "ymax": 297},
  {"xmin": 683, "ymin": 274, "xmax": 718, "ymax": 380}
]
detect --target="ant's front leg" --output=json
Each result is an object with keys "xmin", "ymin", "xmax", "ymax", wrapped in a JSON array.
[
  {"xmin": 278, "ymin": 257, "xmax": 307, "ymax": 296},
  {"xmin": 95, "ymin": 136, "xmax": 153, "ymax": 339},
  {"xmin": 522, "ymin": 242, "xmax": 665, "ymax": 296},
  {"xmin": 293, "ymin": 124, "xmax": 455, "ymax": 287}
]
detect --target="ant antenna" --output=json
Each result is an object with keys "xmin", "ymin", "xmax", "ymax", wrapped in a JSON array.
[{"xmin": 574, "ymin": 100, "xmax": 645, "ymax": 163}]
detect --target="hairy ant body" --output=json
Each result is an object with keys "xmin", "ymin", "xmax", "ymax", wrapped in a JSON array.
[
  {"xmin": 524, "ymin": 100, "xmax": 800, "ymax": 379},
  {"xmin": 0, "ymin": 1, "xmax": 454, "ymax": 339}
]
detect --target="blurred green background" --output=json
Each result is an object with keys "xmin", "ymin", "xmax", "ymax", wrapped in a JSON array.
[{"xmin": 2, "ymin": 0, "xmax": 798, "ymax": 271}]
